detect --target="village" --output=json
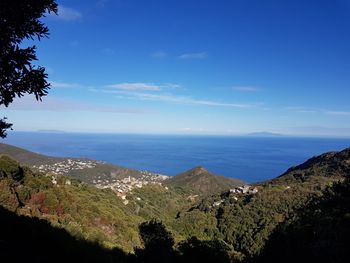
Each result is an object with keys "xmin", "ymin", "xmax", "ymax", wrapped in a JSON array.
[
  {"xmin": 94, "ymin": 171, "xmax": 170, "ymax": 204},
  {"xmin": 33, "ymin": 158, "xmax": 170, "ymax": 204},
  {"xmin": 33, "ymin": 159, "xmax": 103, "ymax": 174},
  {"xmin": 33, "ymin": 158, "xmax": 259, "ymax": 207}
]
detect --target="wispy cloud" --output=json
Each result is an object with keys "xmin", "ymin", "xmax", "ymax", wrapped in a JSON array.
[
  {"xmin": 56, "ymin": 5, "xmax": 82, "ymax": 21},
  {"xmin": 6, "ymin": 96, "xmax": 150, "ymax": 114},
  {"xmin": 151, "ymin": 50, "xmax": 167, "ymax": 59},
  {"xmin": 107, "ymin": 83, "xmax": 162, "ymax": 91},
  {"xmin": 106, "ymin": 82, "xmax": 180, "ymax": 91},
  {"xmin": 233, "ymin": 86, "xmax": 259, "ymax": 92},
  {"xmin": 288, "ymin": 126, "xmax": 350, "ymax": 137},
  {"xmin": 114, "ymin": 91, "xmax": 256, "ymax": 108},
  {"xmin": 324, "ymin": 110, "xmax": 350, "ymax": 116},
  {"xmin": 50, "ymin": 81, "xmax": 81, "ymax": 89},
  {"xmin": 178, "ymin": 52, "xmax": 207, "ymax": 60},
  {"xmin": 287, "ymin": 106, "xmax": 350, "ymax": 116},
  {"xmin": 296, "ymin": 110, "xmax": 317, "ymax": 114},
  {"xmin": 286, "ymin": 106, "xmax": 317, "ymax": 114},
  {"xmin": 181, "ymin": 127, "xmax": 207, "ymax": 132}
]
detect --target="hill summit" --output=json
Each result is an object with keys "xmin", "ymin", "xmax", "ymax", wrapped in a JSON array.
[
  {"xmin": 165, "ymin": 166, "xmax": 244, "ymax": 195},
  {"xmin": 276, "ymin": 147, "xmax": 350, "ymax": 182},
  {"xmin": 183, "ymin": 166, "xmax": 209, "ymax": 176}
]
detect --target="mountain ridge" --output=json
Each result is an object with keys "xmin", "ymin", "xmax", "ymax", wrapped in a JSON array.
[{"xmin": 276, "ymin": 147, "xmax": 350, "ymax": 182}]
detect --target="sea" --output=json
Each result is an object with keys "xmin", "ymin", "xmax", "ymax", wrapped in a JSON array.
[{"xmin": 3, "ymin": 132, "xmax": 350, "ymax": 183}]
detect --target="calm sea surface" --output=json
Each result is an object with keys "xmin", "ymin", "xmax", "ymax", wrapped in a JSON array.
[{"xmin": 3, "ymin": 132, "xmax": 350, "ymax": 183}]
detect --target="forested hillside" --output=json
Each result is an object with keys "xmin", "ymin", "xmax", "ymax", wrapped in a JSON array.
[{"xmin": 1, "ymin": 147, "xmax": 350, "ymax": 262}]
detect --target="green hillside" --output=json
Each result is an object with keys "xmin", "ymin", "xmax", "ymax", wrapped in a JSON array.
[
  {"xmin": 165, "ymin": 166, "xmax": 244, "ymax": 195},
  {"xmin": 0, "ymin": 155, "xmax": 144, "ymax": 251},
  {"xmin": 0, "ymin": 142, "xmax": 65, "ymax": 165},
  {"xmin": 171, "ymin": 148, "xmax": 350, "ymax": 259},
  {"xmin": 275, "ymin": 147, "xmax": 350, "ymax": 182},
  {"xmin": 0, "ymin": 146, "xmax": 350, "ymax": 262},
  {"xmin": 0, "ymin": 143, "xmax": 143, "ymax": 183},
  {"xmin": 0, "ymin": 154, "xmax": 197, "ymax": 250},
  {"xmin": 253, "ymin": 178, "xmax": 350, "ymax": 263}
]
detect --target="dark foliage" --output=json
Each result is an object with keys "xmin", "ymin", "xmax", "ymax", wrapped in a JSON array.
[
  {"xmin": 0, "ymin": 0, "xmax": 57, "ymax": 137},
  {"xmin": 252, "ymin": 179, "xmax": 350, "ymax": 263},
  {"xmin": 0, "ymin": 209, "xmax": 234, "ymax": 263},
  {"xmin": 178, "ymin": 237, "xmax": 232, "ymax": 263},
  {"xmin": 0, "ymin": 118, "xmax": 12, "ymax": 138},
  {"xmin": 0, "ymin": 155, "xmax": 23, "ymax": 180},
  {"xmin": 135, "ymin": 219, "xmax": 177, "ymax": 263},
  {"xmin": 0, "ymin": 206, "xmax": 129, "ymax": 263}
]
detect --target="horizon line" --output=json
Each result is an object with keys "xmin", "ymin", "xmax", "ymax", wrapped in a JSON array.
[{"xmin": 5, "ymin": 130, "xmax": 350, "ymax": 139}]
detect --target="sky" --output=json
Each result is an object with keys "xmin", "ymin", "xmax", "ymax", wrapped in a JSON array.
[{"xmin": 3, "ymin": 0, "xmax": 350, "ymax": 137}]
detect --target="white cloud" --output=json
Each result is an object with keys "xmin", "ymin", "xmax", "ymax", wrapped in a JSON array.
[
  {"xmin": 181, "ymin": 127, "xmax": 206, "ymax": 132},
  {"xmin": 178, "ymin": 52, "xmax": 207, "ymax": 59},
  {"xmin": 56, "ymin": 5, "xmax": 82, "ymax": 21},
  {"xmin": 233, "ymin": 86, "xmax": 259, "ymax": 92},
  {"xmin": 50, "ymin": 81, "xmax": 80, "ymax": 88},
  {"xmin": 114, "ymin": 91, "xmax": 256, "ymax": 108},
  {"xmin": 107, "ymin": 83, "xmax": 162, "ymax": 91},
  {"xmin": 324, "ymin": 110, "xmax": 350, "ymax": 116},
  {"xmin": 151, "ymin": 50, "xmax": 167, "ymax": 59},
  {"xmin": 5, "ymin": 96, "xmax": 149, "ymax": 114},
  {"xmin": 287, "ymin": 106, "xmax": 350, "ymax": 116},
  {"xmin": 286, "ymin": 106, "xmax": 317, "ymax": 114},
  {"xmin": 162, "ymin": 83, "xmax": 181, "ymax": 89},
  {"xmin": 288, "ymin": 126, "xmax": 350, "ymax": 137},
  {"xmin": 296, "ymin": 110, "xmax": 317, "ymax": 113}
]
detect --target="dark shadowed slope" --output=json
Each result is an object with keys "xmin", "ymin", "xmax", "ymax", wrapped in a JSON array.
[
  {"xmin": 0, "ymin": 206, "xmax": 128, "ymax": 263},
  {"xmin": 253, "ymin": 179, "xmax": 350, "ymax": 263}
]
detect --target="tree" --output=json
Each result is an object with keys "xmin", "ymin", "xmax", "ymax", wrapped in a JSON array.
[
  {"xmin": 138, "ymin": 219, "xmax": 174, "ymax": 249},
  {"xmin": 135, "ymin": 219, "xmax": 177, "ymax": 263},
  {"xmin": 0, "ymin": 0, "xmax": 58, "ymax": 138},
  {"xmin": 178, "ymin": 237, "xmax": 232, "ymax": 263}
]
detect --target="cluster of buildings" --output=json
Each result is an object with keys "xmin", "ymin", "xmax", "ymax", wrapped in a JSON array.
[
  {"xmin": 50, "ymin": 175, "xmax": 71, "ymax": 186},
  {"xmin": 213, "ymin": 185, "xmax": 259, "ymax": 207},
  {"xmin": 229, "ymin": 185, "xmax": 258, "ymax": 195},
  {"xmin": 33, "ymin": 158, "xmax": 170, "ymax": 205},
  {"xmin": 94, "ymin": 172, "xmax": 170, "ymax": 202},
  {"xmin": 33, "ymin": 159, "xmax": 102, "ymax": 175}
]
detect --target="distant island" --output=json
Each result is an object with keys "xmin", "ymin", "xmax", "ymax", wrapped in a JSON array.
[
  {"xmin": 36, "ymin": 129, "xmax": 67, "ymax": 133},
  {"xmin": 246, "ymin": 131, "xmax": 285, "ymax": 137}
]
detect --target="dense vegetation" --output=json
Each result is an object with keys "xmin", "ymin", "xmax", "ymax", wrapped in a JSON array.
[
  {"xmin": 166, "ymin": 166, "xmax": 244, "ymax": 195},
  {"xmin": 0, "ymin": 155, "xmax": 143, "ymax": 250},
  {"xmin": 253, "ymin": 179, "xmax": 350, "ymax": 263},
  {"xmin": 1, "ymin": 146, "xmax": 350, "ymax": 262}
]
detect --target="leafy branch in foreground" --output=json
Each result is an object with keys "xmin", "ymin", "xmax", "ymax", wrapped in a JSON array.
[{"xmin": 0, "ymin": 0, "xmax": 58, "ymax": 137}]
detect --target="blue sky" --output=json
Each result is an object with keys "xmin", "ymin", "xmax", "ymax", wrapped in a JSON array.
[{"xmin": 3, "ymin": 0, "xmax": 350, "ymax": 136}]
